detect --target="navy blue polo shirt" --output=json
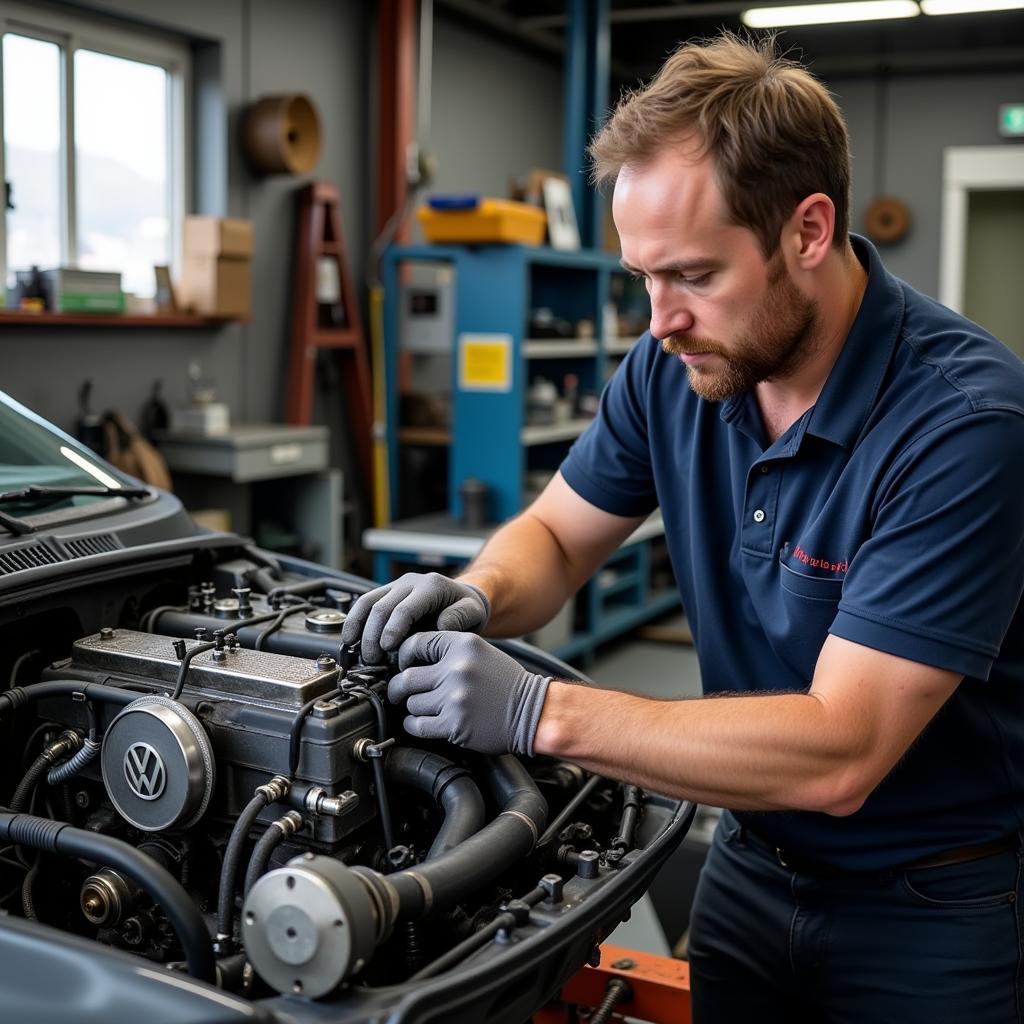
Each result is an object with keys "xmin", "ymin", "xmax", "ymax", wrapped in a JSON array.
[{"xmin": 560, "ymin": 235, "xmax": 1024, "ymax": 870}]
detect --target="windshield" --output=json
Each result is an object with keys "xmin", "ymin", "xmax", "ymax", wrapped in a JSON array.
[{"xmin": 0, "ymin": 390, "xmax": 132, "ymax": 518}]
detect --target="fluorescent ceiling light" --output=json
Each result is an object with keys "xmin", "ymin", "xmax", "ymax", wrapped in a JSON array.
[
  {"xmin": 921, "ymin": 0, "xmax": 1024, "ymax": 13},
  {"xmin": 741, "ymin": 1, "xmax": 921, "ymax": 27}
]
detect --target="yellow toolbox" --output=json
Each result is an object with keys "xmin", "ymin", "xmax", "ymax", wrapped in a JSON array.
[{"xmin": 417, "ymin": 196, "xmax": 546, "ymax": 245}]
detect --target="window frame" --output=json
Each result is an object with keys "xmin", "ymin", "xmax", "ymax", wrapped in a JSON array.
[{"xmin": 0, "ymin": 1, "xmax": 190, "ymax": 294}]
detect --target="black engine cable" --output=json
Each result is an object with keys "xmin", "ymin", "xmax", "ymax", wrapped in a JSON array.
[
  {"xmin": 537, "ymin": 773, "xmax": 603, "ymax": 849},
  {"xmin": 216, "ymin": 776, "xmax": 291, "ymax": 948},
  {"xmin": 254, "ymin": 600, "xmax": 314, "ymax": 651},
  {"xmin": 408, "ymin": 880, "xmax": 554, "ymax": 981}
]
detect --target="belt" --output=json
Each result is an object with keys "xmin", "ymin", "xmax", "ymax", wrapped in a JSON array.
[{"xmin": 741, "ymin": 828, "xmax": 1018, "ymax": 878}]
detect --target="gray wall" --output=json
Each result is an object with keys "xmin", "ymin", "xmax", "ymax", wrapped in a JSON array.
[
  {"xmin": 831, "ymin": 69, "xmax": 1024, "ymax": 296},
  {"xmin": 6, "ymin": 2, "xmax": 1018, "ymax": 432},
  {"xmin": 3, "ymin": 0, "xmax": 370, "ymax": 433},
  {"xmin": 2, "ymin": 3, "xmax": 565, "ymax": 436},
  {"xmin": 426, "ymin": 16, "xmax": 563, "ymax": 201}
]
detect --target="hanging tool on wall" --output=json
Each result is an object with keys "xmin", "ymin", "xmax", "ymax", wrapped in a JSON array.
[
  {"xmin": 369, "ymin": 0, "xmax": 437, "ymax": 528},
  {"xmin": 285, "ymin": 182, "xmax": 373, "ymax": 505}
]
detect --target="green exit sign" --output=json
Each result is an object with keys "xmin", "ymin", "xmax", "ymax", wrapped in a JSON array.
[{"xmin": 1000, "ymin": 104, "xmax": 1024, "ymax": 138}]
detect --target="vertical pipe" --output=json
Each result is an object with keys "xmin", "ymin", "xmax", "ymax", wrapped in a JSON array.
[{"xmin": 563, "ymin": 0, "xmax": 610, "ymax": 249}]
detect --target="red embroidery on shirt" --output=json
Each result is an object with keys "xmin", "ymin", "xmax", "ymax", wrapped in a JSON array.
[{"xmin": 791, "ymin": 543, "xmax": 848, "ymax": 575}]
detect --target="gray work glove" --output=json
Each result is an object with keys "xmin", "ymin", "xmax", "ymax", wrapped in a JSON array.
[
  {"xmin": 388, "ymin": 631, "xmax": 552, "ymax": 756},
  {"xmin": 341, "ymin": 572, "xmax": 491, "ymax": 664}
]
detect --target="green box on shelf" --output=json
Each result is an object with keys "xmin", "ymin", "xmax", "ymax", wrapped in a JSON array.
[{"xmin": 56, "ymin": 291, "xmax": 126, "ymax": 314}]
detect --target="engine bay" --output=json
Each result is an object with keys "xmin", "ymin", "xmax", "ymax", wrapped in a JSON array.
[{"xmin": 0, "ymin": 538, "xmax": 692, "ymax": 1023}]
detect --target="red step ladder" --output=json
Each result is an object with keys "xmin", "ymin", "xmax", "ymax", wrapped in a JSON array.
[{"xmin": 285, "ymin": 182, "xmax": 373, "ymax": 499}]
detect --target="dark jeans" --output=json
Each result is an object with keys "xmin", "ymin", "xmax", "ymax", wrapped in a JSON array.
[{"xmin": 688, "ymin": 811, "xmax": 1024, "ymax": 1023}]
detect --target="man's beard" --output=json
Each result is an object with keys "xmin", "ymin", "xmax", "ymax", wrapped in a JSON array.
[{"xmin": 661, "ymin": 254, "xmax": 819, "ymax": 402}]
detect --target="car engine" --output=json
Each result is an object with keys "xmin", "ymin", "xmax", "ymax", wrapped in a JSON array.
[{"xmin": 0, "ymin": 537, "xmax": 692, "ymax": 1023}]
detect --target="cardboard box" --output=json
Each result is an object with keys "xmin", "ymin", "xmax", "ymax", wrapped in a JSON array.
[
  {"xmin": 179, "ymin": 216, "xmax": 253, "ymax": 317},
  {"xmin": 183, "ymin": 216, "xmax": 254, "ymax": 258},
  {"xmin": 180, "ymin": 254, "xmax": 250, "ymax": 317}
]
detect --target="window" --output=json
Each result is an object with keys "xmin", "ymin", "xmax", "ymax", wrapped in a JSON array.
[{"xmin": 0, "ymin": 3, "xmax": 188, "ymax": 298}]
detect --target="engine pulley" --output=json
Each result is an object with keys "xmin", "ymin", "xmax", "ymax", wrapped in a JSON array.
[
  {"xmin": 242, "ymin": 854, "xmax": 388, "ymax": 998},
  {"xmin": 100, "ymin": 695, "xmax": 215, "ymax": 831}
]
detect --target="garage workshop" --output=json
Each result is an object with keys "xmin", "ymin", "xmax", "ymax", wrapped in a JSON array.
[{"xmin": 1, "ymin": 1, "xmax": 1023, "ymax": 1021}]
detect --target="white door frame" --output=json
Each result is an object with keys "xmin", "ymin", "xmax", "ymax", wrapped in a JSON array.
[{"xmin": 940, "ymin": 146, "xmax": 1024, "ymax": 314}]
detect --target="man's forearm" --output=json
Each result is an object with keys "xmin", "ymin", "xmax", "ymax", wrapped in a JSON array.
[
  {"xmin": 532, "ymin": 682, "xmax": 875, "ymax": 815},
  {"xmin": 458, "ymin": 512, "xmax": 579, "ymax": 636}
]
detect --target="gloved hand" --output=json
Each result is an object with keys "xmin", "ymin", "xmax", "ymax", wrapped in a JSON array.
[
  {"xmin": 388, "ymin": 631, "xmax": 552, "ymax": 755},
  {"xmin": 341, "ymin": 572, "xmax": 491, "ymax": 664}
]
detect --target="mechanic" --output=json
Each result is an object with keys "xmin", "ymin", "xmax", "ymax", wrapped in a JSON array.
[{"xmin": 343, "ymin": 33, "xmax": 1024, "ymax": 1022}]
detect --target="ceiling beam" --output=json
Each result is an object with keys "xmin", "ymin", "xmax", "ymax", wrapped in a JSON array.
[
  {"xmin": 435, "ymin": 0, "xmax": 633, "ymax": 77},
  {"xmin": 436, "ymin": 0, "xmax": 565, "ymax": 56}
]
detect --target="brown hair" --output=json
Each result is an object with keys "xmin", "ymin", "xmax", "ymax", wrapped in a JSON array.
[{"xmin": 590, "ymin": 33, "xmax": 851, "ymax": 255}]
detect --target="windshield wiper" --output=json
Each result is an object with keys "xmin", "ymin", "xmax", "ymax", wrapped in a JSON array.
[
  {"xmin": 0, "ymin": 508, "xmax": 32, "ymax": 536},
  {"xmin": 0, "ymin": 485, "xmax": 150, "ymax": 506}
]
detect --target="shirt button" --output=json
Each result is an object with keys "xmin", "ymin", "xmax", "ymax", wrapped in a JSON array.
[
  {"xmin": 760, "ymin": 465, "xmax": 769, "ymax": 474},
  {"xmin": 753, "ymin": 509, "xmax": 766, "ymax": 523}
]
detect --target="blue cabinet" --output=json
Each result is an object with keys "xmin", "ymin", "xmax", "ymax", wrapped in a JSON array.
[
  {"xmin": 373, "ymin": 242, "xmax": 679, "ymax": 661},
  {"xmin": 381, "ymin": 244, "xmax": 635, "ymax": 521}
]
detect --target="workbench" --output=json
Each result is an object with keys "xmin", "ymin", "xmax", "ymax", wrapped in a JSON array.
[{"xmin": 362, "ymin": 511, "xmax": 678, "ymax": 664}]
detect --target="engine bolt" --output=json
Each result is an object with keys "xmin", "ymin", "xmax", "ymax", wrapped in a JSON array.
[
  {"xmin": 316, "ymin": 654, "xmax": 336, "ymax": 671},
  {"xmin": 577, "ymin": 849, "xmax": 600, "ymax": 879},
  {"xmin": 75, "ymin": 790, "xmax": 90, "ymax": 809},
  {"xmin": 99, "ymin": 626, "xmax": 115, "ymax": 640}
]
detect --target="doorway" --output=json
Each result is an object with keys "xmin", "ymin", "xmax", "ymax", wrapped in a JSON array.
[{"xmin": 940, "ymin": 146, "xmax": 1024, "ymax": 358}]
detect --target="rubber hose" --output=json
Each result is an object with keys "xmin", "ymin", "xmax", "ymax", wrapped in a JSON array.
[
  {"xmin": 254, "ymin": 602, "xmax": 313, "ymax": 651},
  {"xmin": 387, "ymin": 755, "xmax": 547, "ymax": 918},
  {"xmin": 217, "ymin": 791, "xmax": 274, "ymax": 940},
  {"xmin": 384, "ymin": 748, "xmax": 486, "ymax": 859},
  {"xmin": 0, "ymin": 681, "xmax": 139, "ymax": 717},
  {"xmin": 21, "ymin": 860, "xmax": 39, "ymax": 920},
  {"xmin": 10, "ymin": 752, "xmax": 55, "ymax": 815},
  {"xmin": 344, "ymin": 685, "xmax": 396, "ymax": 852},
  {"xmin": 243, "ymin": 814, "xmax": 303, "ymax": 896},
  {"xmin": 0, "ymin": 812, "xmax": 215, "ymax": 982},
  {"xmin": 47, "ymin": 737, "xmax": 101, "ymax": 786},
  {"xmin": 11, "ymin": 734, "xmax": 82, "ymax": 813},
  {"xmin": 8, "ymin": 649, "xmax": 39, "ymax": 687},
  {"xmin": 288, "ymin": 686, "xmax": 341, "ymax": 777}
]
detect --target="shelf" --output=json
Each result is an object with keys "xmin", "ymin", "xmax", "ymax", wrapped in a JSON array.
[
  {"xmin": 523, "ymin": 338, "xmax": 599, "ymax": 358},
  {"xmin": 552, "ymin": 589, "xmax": 681, "ymax": 663},
  {"xmin": 0, "ymin": 310, "xmax": 246, "ymax": 328},
  {"xmin": 605, "ymin": 339, "xmax": 636, "ymax": 355},
  {"xmin": 598, "ymin": 573, "xmax": 643, "ymax": 600},
  {"xmin": 521, "ymin": 418, "xmax": 592, "ymax": 445},
  {"xmin": 398, "ymin": 426, "xmax": 451, "ymax": 446}
]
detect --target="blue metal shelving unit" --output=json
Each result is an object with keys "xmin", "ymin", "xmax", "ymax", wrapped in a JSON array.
[
  {"xmin": 380, "ymin": 243, "xmax": 625, "ymax": 521},
  {"xmin": 370, "ymin": 243, "xmax": 680, "ymax": 664}
]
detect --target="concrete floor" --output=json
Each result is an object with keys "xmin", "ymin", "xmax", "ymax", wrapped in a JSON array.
[{"xmin": 586, "ymin": 611, "xmax": 702, "ymax": 700}]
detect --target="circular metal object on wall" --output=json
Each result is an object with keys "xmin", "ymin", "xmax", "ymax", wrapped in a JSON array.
[
  {"xmin": 100, "ymin": 695, "xmax": 215, "ymax": 832},
  {"xmin": 242, "ymin": 94, "xmax": 322, "ymax": 176},
  {"xmin": 864, "ymin": 196, "xmax": 911, "ymax": 244}
]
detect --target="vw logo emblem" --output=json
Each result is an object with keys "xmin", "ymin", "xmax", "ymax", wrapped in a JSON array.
[{"xmin": 123, "ymin": 742, "xmax": 166, "ymax": 801}]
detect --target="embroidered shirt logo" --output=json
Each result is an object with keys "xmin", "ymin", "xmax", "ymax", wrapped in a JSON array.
[{"xmin": 790, "ymin": 543, "xmax": 848, "ymax": 575}]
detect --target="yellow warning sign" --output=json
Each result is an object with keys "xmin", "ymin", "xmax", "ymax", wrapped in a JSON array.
[{"xmin": 459, "ymin": 333, "xmax": 513, "ymax": 392}]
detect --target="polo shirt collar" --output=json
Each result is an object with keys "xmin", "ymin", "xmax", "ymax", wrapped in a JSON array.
[
  {"xmin": 720, "ymin": 234, "xmax": 905, "ymax": 451},
  {"xmin": 804, "ymin": 234, "xmax": 905, "ymax": 448}
]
